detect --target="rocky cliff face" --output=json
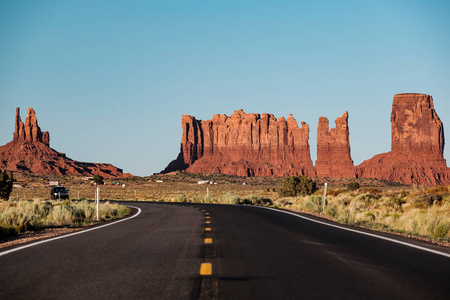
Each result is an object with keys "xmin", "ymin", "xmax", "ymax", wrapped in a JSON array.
[
  {"xmin": 165, "ymin": 93, "xmax": 449, "ymax": 186},
  {"xmin": 0, "ymin": 107, "xmax": 130, "ymax": 178},
  {"xmin": 164, "ymin": 109, "xmax": 316, "ymax": 177},
  {"xmin": 316, "ymin": 112, "xmax": 355, "ymax": 178},
  {"xmin": 356, "ymin": 94, "xmax": 449, "ymax": 185}
]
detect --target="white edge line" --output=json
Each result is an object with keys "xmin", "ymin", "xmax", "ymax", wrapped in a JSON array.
[
  {"xmin": 255, "ymin": 206, "xmax": 450, "ymax": 259},
  {"xmin": 0, "ymin": 205, "xmax": 142, "ymax": 257}
]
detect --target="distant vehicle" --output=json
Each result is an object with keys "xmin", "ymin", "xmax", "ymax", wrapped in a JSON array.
[{"xmin": 50, "ymin": 186, "xmax": 69, "ymax": 200}]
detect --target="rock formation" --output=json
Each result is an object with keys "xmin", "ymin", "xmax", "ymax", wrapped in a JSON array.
[
  {"xmin": 13, "ymin": 107, "xmax": 50, "ymax": 145},
  {"xmin": 164, "ymin": 109, "xmax": 316, "ymax": 177},
  {"xmin": 165, "ymin": 93, "xmax": 449, "ymax": 186},
  {"xmin": 316, "ymin": 112, "xmax": 355, "ymax": 178},
  {"xmin": 0, "ymin": 107, "xmax": 130, "ymax": 178},
  {"xmin": 356, "ymin": 93, "xmax": 449, "ymax": 185}
]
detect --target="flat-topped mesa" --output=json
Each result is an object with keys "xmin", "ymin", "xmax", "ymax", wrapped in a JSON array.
[
  {"xmin": 315, "ymin": 112, "xmax": 356, "ymax": 178},
  {"xmin": 163, "ymin": 109, "xmax": 316, "ymax": 177},
  {"xmin": 356, "ymin": 93, "xmax": 449, "ymax": 186},
  {"xmin": 13, "ymin": 107, "xmax": 50, "ymax": 146}
]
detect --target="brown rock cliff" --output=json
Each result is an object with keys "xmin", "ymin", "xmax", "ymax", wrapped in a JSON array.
[
  {"xmin": 1, "ymin": 107, "xmax": 130, "ymax": 178},
  {"xmin": 316, "ymin": 112, "xmax": 356, "ymax": 178},
  {"xmin": 164, "ymin": 109, "xmax": 316, "ymax": 177},
  {"xmin": 356, "ymin": 93, "xmax": 449, "ymax": 185}
]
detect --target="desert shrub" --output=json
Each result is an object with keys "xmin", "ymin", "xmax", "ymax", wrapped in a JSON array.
[
  {"xmin": 327, "ymin": 189, "xmax": 344, "ymax": 197},
  {"xmin": 274, "ymin": 197, "xmax": 295, "ymax": 207},
  {"xmin": 364, "ymin": 212, "xmax": 376, "ymax": 221},
  {"xmin": 303, "ymin": 200, "xmax": 320, "ymax": 213},
  {"xmin": 0, "ymin": 170, "xmax": 14, "ymax": 200},
  {"xmin": 427, "ymin": 186, "xmax": 449, "ymax": 195},
  {"xmin": 432, "ymin": 223, "xmax": 450, "ymax": 239},
  {"xmin": 310, "ymin": 195, "xmax": 326, "ymax": 207},
  {"xmin": 243, "ymin": 195, "xmax": 272, "ymax": 206},
  {"xmin": 359, "ymin": 187, "xmax": 382, "ymax": 196},
  {"xmin": 325, "ymin": 206, "xmax": 338, "ymax": 217},
  {"xmin": 175, "ymin": 194, "xmax": 188, "ymax": 202},
  {"xmin": 347, "ymin": 181, "xmax": 360, "ymax": 191},
  {"xmin": 387, "ymin": 196, "xmax": 406, "ymax": 211},
  {"xmin": 336, "ymin": 196, "xmax": 352, "ymax": 207},
  {"xmin": 219, "ymin": 193, "xmax": 241, "ymax": 205},
  {"xmin": 0, "ymin": 224, "xmax": 18, "ymax": 239},
  {"xmin": 413, "ymin": 194, "xmax": 442, "ymax": 208},
  {"xmin": 355, "ymin": 193, "xmax": 375, "ymax": 206},
  {"xmin": 278, "ymin": 176, "xmax": 317, "ymax": 197},
  {"xmin": 93, "ymin": 175, "xmax": 104, "ymax": 185},
  {"xmin": 337, "ymin": 209, "xmax": 352, "ymax": 224}
]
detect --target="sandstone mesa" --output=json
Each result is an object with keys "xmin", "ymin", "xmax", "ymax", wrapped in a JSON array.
[
  {"xmin": 164, "ymin": 93, "xmax": 450, "ymax": 186},
  {"xmin": 0, "ymin": 107, "xmax": 130, "ymax": 178}
]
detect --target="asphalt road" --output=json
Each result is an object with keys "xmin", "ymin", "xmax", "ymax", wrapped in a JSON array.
[{"xmin": 1, "ymin": 202, "xmax": 449, "ymax": 299}]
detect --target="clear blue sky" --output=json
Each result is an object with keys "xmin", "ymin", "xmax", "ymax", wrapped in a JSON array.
[{"xmin": 1, "ymin": 0, "xmax": 449, "ymax": 176}]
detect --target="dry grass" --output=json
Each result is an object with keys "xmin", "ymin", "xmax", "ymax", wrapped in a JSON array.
[
  {"xmin": 0, "ymin": 200, "xmax": 130, "ymax": 240},
  {"xmin": 272, "ymin": 187, "xmax": 450, "ymax": 241}
]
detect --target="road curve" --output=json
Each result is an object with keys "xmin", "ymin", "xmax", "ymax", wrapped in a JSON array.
[{"xmin": 0, "ymin": 202, "xmax": 449, "ymax": 300}]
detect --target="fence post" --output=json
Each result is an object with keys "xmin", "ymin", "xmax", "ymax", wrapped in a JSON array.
[
  {"xmin": 96, "ymin": 187, "xmax": 100, "ymax": 221},
  {"xmin": 322, "ymin": 183, "xmax": 328, "ymax": 215}
]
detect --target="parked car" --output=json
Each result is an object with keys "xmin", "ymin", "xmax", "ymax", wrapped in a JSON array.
[{"xmin": 50, "ymin": 186, "xmax": 69, "ymax": 200}]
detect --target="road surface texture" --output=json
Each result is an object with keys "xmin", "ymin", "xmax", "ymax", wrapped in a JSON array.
[{"xmin": 1, "ymin": 202, "xmax": 449, "ymax": 299}]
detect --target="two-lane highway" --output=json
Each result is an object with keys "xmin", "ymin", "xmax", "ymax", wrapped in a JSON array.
[{"xmin": 1, "ymin": 202, "xmax": 449, "ymax": 299}]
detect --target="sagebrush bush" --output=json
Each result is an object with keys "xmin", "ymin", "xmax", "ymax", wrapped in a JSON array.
[
  {"xmin": 278, "ymin": 176, "xmax": 317, "ymax": 197},
  {"xmin": 219, "ymin": 193, "xmax": 241, "ymax": 204},
  {"xmin": 347, "ymin": 181, "xmax": 360, "ymax": 191}
]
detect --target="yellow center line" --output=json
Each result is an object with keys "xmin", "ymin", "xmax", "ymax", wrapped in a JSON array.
[
  {"xmin": 200, "ymin": 263, "xmax": 212, "ymax": 275},
  {"xmin": 206, "ymin": 216, "xmax": 210, "ymax": 219},
  {"xmin": 205, "ymin": 213, "xmax": 210, "ymax": 215},
  {"xmin": 204, "ymin": 238, "xmax": 213, "ymax": 244},
  {"xmin": 206, "ymin": 221, "xmax": 211, "ymax": 224},
  {"xmin": 205, "ymin": 227, "xmax": 211, "ymax": 231}
]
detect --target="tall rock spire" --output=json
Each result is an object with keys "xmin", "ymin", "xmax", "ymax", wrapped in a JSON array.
[
  {"xmin": 13, "ymin": 107, "xmax": 50, "ymax": 145},
  {"xmin": 316, "ymin": 112, "xmax": 355, "ymax": 178}
]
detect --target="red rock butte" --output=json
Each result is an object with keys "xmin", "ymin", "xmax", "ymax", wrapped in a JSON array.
[
  {"xmin": 0, "ymin": 107, "xmax": 131, "ymax": 178},
  {"xmin": 164, "ymin": 109, "xmax": 317, "ymax": 177},
  {"xmin": 356, "ymin": 93, "xmax": 449, "ymax": 186},
  {"xmin": 165, "ymin": 93, "xmax": 449, "ymax": 186}
]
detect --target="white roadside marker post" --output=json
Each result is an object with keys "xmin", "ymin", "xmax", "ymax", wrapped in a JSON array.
[
  {"xmin": 322, "ymin": 183, "xmax": 327, "ymax": 215},
  {"xmin": 96, "ymin": 187, "xmax": 100, "ymax": 221}
]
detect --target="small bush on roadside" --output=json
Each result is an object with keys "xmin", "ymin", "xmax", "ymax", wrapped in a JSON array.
[
  {"xmin": 347, "ymin": 181, "xmax": 360, "ymax": 191},
  {"xmin": 433, "ymin": 223, "xmax": 450, "ymax": 239},
  {"xmin": 242, "ymin": 195, "xmax": 272, "ymax": 206},
  {"xmin": 278, "ymin": 176, "xmax": 317, "ymax": 197},
  {"xmin": 0, "ymin": 224, "xmax": 17, "ymax": 240},
  {"xmin": 219, "ymin": 193, "xmax": 241, "ymax": 205},
  {"xmin": 0, "ymin": 170, "xmax": 14, "ymax": 200}
]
